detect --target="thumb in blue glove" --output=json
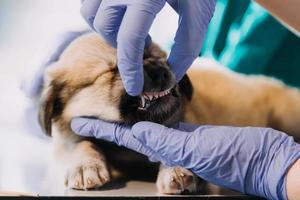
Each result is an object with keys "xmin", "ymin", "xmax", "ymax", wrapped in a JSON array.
[{"xmin": 81, "ymin": 0, "xmax": 215, "ymax": 96}]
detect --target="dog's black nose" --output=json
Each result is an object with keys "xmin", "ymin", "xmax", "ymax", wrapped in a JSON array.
[{"xmin": 148, "ymin": 66, "xmax": 169, "ymax": 85}]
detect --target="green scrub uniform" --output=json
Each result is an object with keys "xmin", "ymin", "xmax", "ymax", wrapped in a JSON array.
[{"xmin": 202, "ymin": 0, "xmax": 300, "ymax": 88}]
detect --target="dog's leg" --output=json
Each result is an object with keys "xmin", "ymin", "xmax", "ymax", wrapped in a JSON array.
[
  {"xmin": 52, "ymin": 132, "xmax": 110, "ymax": 190},
  {"xmin": 156, "ymin": 166, "xmax": 201, "ymax": 194}
]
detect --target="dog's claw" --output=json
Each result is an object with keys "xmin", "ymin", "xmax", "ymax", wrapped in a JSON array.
[
  {"xmin": 75, "ymin": 181, "xmax": 79, "ymax": 187},
  {"xmin": 87, "ymin": 178, "xmax": 92, "ymax": 185},
  {"xmin": 156, "ymin": 167, "xmax": 199, "ymax": 194}
]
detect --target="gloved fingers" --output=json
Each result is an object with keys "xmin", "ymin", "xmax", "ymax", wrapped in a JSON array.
[
  {"xmin": 166, "ymin": 0, "xmax": 178, "ymax": 11},
  {"xmin": 116, "ymin": 128, "xmax": 160, "ymax": 162},
  {"xmin": 116, "ymin": 2, "xmax": 165, "ymax": 96},
  {"xmin": 132, "ymin": 121, "xmax": 190, "ymax": 166},
  {"xmin": 92, "ymin": 0, "xmax": 126, "ymax": 48},
  {"xmin": 71, "ymin": 117, "xmax": 160, "ymax": 162},
  {"xmin": 81, "ymin": 0, "xmax": 102, "ymax": 29},
  {"xmin": 71, "ymin": 117, "xmax": 134, "ymax": 145},
  {"xmin": 168, "ymin": 55, "xmax": 199, "ymax": 82},
  {"xmin": 71, "ymin": 117, "xmax": 119, "ymax": 142},
  {"xmin": 167, "ymin": 1, "xmax": 216, "ymax": 82},
  {"xmin": 176, "ymin": 122, "xmax": 200, "ymax": 132}
]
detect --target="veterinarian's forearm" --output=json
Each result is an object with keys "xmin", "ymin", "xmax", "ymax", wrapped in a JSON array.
[
  {"xmin": 286, "ymin": 158, "xmax": 300, "ymax": 200},
  {"xmin": 255, "ymin": 0, "xmax": 300, "ymax": 35}
]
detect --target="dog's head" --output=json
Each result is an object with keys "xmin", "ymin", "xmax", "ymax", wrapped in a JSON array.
[{"xmin": 39, "ymin": 34, "xmax": 192, "ymax": 136}]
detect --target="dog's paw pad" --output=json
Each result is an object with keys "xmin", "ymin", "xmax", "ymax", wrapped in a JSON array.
[
  {"xmin": 156, "ymin": 167, "xmax": 198, "ymax": 194},
  {"xmin": 65, "ymin": 159, "xmax": 110, "ymax": 190}
]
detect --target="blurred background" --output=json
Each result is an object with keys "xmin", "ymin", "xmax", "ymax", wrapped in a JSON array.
[{"xmin": 0, "ymin": 0, "xmax": 299, "ymax": 195}]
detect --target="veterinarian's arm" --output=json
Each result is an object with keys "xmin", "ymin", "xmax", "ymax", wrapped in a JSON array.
[
  {"xmin": 255, "ymin": 0, "xmax": 300, "ymax": 35},
  {"xmin": 81, "ymin": 0, "xmax": 215, "ymax": 96},
  {"xmin": 72, "ymin": 118, "xmax": 300, "ymax": 200}
]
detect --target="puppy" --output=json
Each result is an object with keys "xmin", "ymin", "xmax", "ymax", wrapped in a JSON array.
[{"xmin": 39, "ymin": 33, "xmax": 300, "ymax": 194}]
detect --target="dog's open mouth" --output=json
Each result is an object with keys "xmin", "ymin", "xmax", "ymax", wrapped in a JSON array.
[{"xmin": 138, "ymin": 87, "xmax": 174, "ymax": 111}]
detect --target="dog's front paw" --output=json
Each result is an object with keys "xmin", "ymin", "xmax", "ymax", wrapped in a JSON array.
[
  {"xmin": 65, "ymin": 157, "xmax": 110, "ymax": 190},
  {"xmin": 156, "ymin": 166, "xmax": 199, "ymax": 194}
]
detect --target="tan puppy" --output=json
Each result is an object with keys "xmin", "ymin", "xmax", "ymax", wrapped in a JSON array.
[{"xmin": 39, "ymin": 33, "xmax": 300, "ymax": 194}]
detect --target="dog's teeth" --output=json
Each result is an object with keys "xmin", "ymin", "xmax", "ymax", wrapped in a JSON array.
[
  {"xmin": 141, "ymin": 96, "xmax": 145, "ymax": 108},
  {"xmin": 140, "ymin": 87, "xmax": 173, "ymax": 106}
]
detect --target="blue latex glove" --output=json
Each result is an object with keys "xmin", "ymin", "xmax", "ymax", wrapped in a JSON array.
[
  {"xmin": 81, "ymin": 0, "xmax": 215, "ymax": 96},
  {"xmin": 71, "ymin": 118, "xmax": 300, "ymax": 200}
]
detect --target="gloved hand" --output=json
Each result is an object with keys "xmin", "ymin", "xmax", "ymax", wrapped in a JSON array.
[
  {"xmin": 71, "ymin": 118, "xmax": 300, "ymax": 200},
  {"xmin": 81, "ymin": 0, "xmax": 215, "ymax": 96}
]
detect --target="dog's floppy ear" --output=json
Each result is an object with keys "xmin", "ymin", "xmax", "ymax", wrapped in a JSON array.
[
  {"xmin": 38, "ymin": 64, "xmax": 66, "ymax": 136},
  {"xmin": 38, "ymin": 61, "xmax": 108, "ymax": 136},
  {"xmin": 38, "ymin": 81, "xmax": 64, "ymax": 136},
  {"xmin": 39, "ymin": 85, "xmax": 54, "ymax": 136},
  {"xmin": 39, "ymin": 84, "xmax": 54, "ymax": 136}
]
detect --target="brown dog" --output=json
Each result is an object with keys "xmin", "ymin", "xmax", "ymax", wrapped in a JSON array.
[{"xmin": 39, "ymin": 33, "xmax": 300, "ymax": 194}]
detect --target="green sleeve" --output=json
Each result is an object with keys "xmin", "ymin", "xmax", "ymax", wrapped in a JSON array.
[
  {"xmin": 202, "ymin": 0, "xmax": 251, "ymax": 59},
  {"xmin": 218, "ymin": 2, "xmax": 290, "ymax": 74}
]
